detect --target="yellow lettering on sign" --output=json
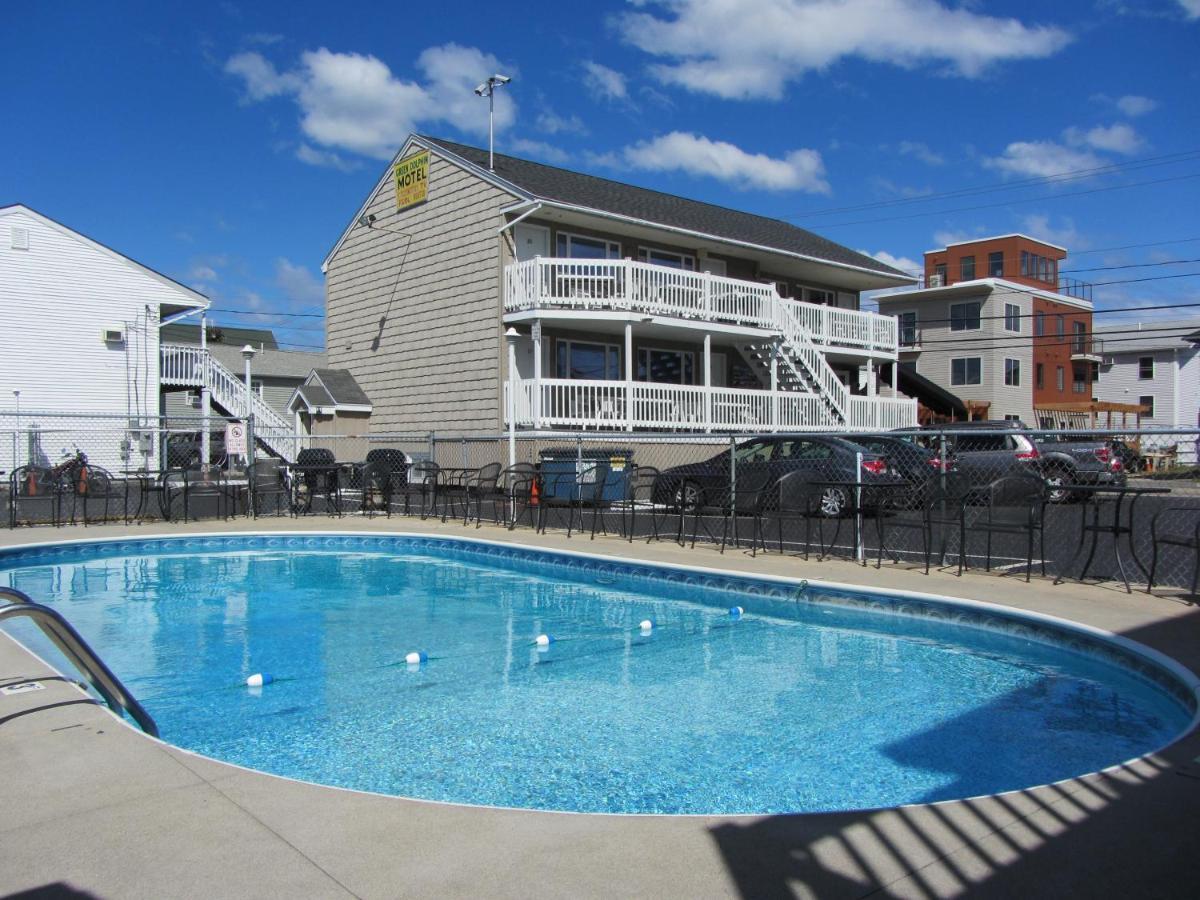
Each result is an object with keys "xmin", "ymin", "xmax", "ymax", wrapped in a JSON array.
[{"xmin": 394, "ymin": 150, "xmax": 430, "ymax": 210}]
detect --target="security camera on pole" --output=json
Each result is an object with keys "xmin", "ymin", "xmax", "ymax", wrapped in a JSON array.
[{"xmin": 473, "ymin": 74, "xmax": 511, "ymax": 172}]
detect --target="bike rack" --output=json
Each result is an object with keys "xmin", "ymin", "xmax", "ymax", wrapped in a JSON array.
[{"xmin": 0, "ymin": 586, "xmax": 159, "ymax": 737}]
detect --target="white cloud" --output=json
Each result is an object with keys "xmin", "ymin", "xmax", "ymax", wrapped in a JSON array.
[
  {"xmin": 1064, "ymin": 122, "xmax": 1144, "ymax": 155},
  {"xmin": 295, "ymin": 143, "xmax": 360, "ymax": 171},
  {"xmin": 1019, "ymin": 214, "xmax": 1086, "ymax": 250},
  {"xmin": 536, "ymin": 109, "xmax": 588, "ymax": 136},
  {"xmin": 226, "ymin": 44, "xmax": 515, "ymax": 160},
  {"xmin": 275, "ymin": 258, "xmax": 324, "ymax": 308},
  {"xmin": 617, "ymin": 0, "xmax": 1072, "ymax": 100},
  {"xmin": 618, "ymin": 132, "xmax": 830, "ymax": 193},
  {"xmin": 508, "ymin": 138, "xmax": 570, "ymax": 165},
  {"xmin": 896, "ymin": 140, "xmax": 944, "ymax": 166},
  {"xmin": 1180, "ymin": 1, "xmax": 1200, "ymax": 20},
  {"xmin": 984, "ymin": 140, "xmax": 1105, "ymax": 178},
  {"xmin": 861, "ymin": 250, "xmax": 920, "ymax": 276},
  {"xmin": 932, "ymin": 227, "xmax": 985, "ymax": 247},
  {"xmin": 188, "ymin": 264, "xmax": 219, "ymax": 283},
  {"xmin": 1115, "ymin": 94, "xmax": 1158, "ymax": 117},
  {"xmin": 582, "ymin": 61, "xmax": 629, "ymax": 101}
]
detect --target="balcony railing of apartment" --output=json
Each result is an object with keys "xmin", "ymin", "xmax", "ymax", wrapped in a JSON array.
[
  {"xmin": 505, "ymin": 378, "xmax": 917, "ymax": 433},
  {"xmin": 1070, "ymin": 336, "xmax": 1104, "ymax": 359},
  {"xmin": 920, "ymin": 268, "xmax": 1095, "ymax": 302},
  {"xmin": 504, "ymin": 257, "xmax": 898, "ymax": 354}
]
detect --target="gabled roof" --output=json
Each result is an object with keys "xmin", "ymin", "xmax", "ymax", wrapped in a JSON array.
[
  {"xmin": 0, "ymin": 204, "xmax": 209, "ymax": 308},
  {"xmin": 288, "ymin": 368, "xmax": 372, "ymax": 414},
  {"xmin": 161, "ymin": 323, "xmax": 280, "ymax": 349},
  {"xmin": 323, "ymin": 135, "xmax": 913, "ymax": 284}
]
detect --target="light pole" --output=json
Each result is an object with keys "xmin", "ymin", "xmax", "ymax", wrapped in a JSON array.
[
  {"xmin": 474, "ymin": 74, "xmax": 511, "ymax": 171},
  {"xmin": 200, "ymin": 314, "xmax": 211, "ymax": 471},
  {"xmin": 241, "ymin": 344, "xmax": 256, "ymax": 467},
  {"xmin": 505, "ymin": 327, "xmax": 519, "ymax": 468}
]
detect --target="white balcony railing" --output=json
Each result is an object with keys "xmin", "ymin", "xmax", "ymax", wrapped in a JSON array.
[
  {"xmin": 503, "ymin": 258, "xmax": 898, "ymax": 354},
  {"xmin": 505, "ymin": 378, "xmax": 917, "ymax": 433}
]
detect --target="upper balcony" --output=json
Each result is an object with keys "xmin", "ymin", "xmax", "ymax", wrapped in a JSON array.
[
  {"xmin": 920, "ymin": 268, "xmax": 1094, "ymax": 303},
  {"xmin": 503, "ymin": 257, "xmax": 898, "ymax": 356}
]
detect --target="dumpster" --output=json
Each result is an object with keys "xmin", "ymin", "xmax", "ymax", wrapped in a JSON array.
[{"xmin": 537, "ymin": 448, "xmax": 634, "ymax": 502}]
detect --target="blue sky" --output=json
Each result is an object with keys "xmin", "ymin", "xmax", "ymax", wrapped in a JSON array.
[{"xmin": 5, "ymin": 0, "xmax": 1199, "ymax": 349}]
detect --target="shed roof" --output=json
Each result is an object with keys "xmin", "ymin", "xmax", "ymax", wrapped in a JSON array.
[{"xmin": 312, "ymin": 368, "xmax": 371, "ymax": 407}]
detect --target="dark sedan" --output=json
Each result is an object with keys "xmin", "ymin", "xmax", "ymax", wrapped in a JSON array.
[{"xmin": 654, "ymin": 435, "xmax": 900, "ymax": 516}]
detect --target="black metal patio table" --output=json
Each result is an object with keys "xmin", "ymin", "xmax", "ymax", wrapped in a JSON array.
[
  {"xmin": 1053, "ymin": 484, "xmax": 1172, "ymax": 592},
  {"xmin": 286, "ymin": 463, "xmax": 349, "ymax": 516}
]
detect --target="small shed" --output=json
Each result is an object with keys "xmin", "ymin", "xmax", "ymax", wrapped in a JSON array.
[{"xmin": 287, "ymin": 369, "xmax": 372, "ymax": 458}]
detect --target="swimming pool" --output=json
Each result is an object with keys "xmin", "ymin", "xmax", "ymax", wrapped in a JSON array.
[{"xmin": 1, "ymin": 533, "xmax": 1195, "ymax": 815}]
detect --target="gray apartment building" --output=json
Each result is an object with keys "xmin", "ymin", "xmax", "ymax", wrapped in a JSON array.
[{"xmin": 322, "ymin": 135, "xmax": 918, "ymax": 435}]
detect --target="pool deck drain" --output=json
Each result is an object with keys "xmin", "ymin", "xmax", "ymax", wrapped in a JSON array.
[{"xmin": 3, "ymin": 517, "xmax": 1200, "ymax": 899}]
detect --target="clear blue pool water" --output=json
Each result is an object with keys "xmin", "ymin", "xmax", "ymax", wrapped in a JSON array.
[{"xmin": 1, "ymin": 535, "xmax": 1193, "ymax": 815}]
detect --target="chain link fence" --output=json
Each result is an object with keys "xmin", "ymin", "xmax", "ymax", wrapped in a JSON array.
[{"xmin": 2, "ymin": 410, "xmax": 1199, "ymax": 592}]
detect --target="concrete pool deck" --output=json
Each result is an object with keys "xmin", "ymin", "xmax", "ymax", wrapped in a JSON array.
[{"xmin": 3, "ymin": 517, "xmax": 1200, "ymax": 899}]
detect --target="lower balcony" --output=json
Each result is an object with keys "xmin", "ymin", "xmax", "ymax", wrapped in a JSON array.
[{"xmin": 504, "ymin": 378, "xmax": 917, "ymax": 433}]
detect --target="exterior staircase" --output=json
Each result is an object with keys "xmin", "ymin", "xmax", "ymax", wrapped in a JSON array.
[
  {"xmin": 737, "ymin": 294, "xmax": 853, "ymax": 429},
  {"xmin": 160, "ymin": 344, "xmax": 297, "ymax": 462}
]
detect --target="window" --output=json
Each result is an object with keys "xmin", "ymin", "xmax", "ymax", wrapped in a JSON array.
[
  {"xmin": 803, "ymin": 287, "xmax": 836, "ymax": 305},
  {"xmin": 638, "ymin": 246, "xmax": 695, "ymax": 270},
  {"xmin": 1004, "ymin": 303, "xmax": 1020, "ymax": 333},
  {"xmin": 1020, "ymin": 250, "xmax": 1030, "ymax": 276},
  {"xmin": 1036, "ymin": 363, "xmax": 1044, "ymax": 389},
  {"xmin": 1140, "ymin": 395, "xmax": 1155, "ymax": 418},
  {"xmin": 950, "ymin": 357, "xmax": 982, "ymax": 385},
  {"xmin": 897, "ymin": 311, "xmax": 918, "ymax": 347},
  {"xmin": 1090, "ymin": 361, "xmax": 1100, "ymax": 383},
  {"xmin": 1139, "ymin": 356, "xmax": 1154, "ymax": 379},
  {"xmin": 934, "ymin": 263, "xmax": 947, "ymax": 284},
  {"xmin": 1056, "ymin": 366, "xmax": 1065, "ymax": 391},
  {"xmin": 1004, "ymin": 358, "xmax": 1021, "ymax": 386},
  {"xmin": 556, "ymin": 340, "xmax": 621, "ymax": 380},
  {"xmin": 776, "ymin": 439, "xmax": 832, "ymax": 461},
  {"xmin": 989, "ymin": 251, "xmax": 1004, "ymax": 278},
  {"xmin": 637, "ymin": 347, "xmax": 695, "ymax": 384},
  {"xmin": 1004, "ymin": 414, "xmax": 1022, "ymax": 422},
  {"xmin": 733, "ymin": 439, "xmax": 776, "ymax": 463},
  {"xmin": 949, "ymin": 301, "xmax": 981, "ymax": 331},
  {"xmin": 1034, "ymin": 311, "xmax": 1045, "ymax": 336},
  {"xmin": 960, "ymin": 255, "xmax": 976, "ymax": 281},
  {"xmin": 556, "ymin": 232, "xmax": 620, "ymax": 259},
  {"xmin": 1072, "ymin": 364, "xmax": 1087, "ymax": 393},
  {"xmin": 1056, "ymin": 314, "xmax": 1065, "ymax": 337}
]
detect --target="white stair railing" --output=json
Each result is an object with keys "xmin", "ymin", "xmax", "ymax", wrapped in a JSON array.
[
  {"xmin": 771, "ymin": 300, "xmax": 850, "ymax": 427},
  {"xmin": 160, "ymin": 345, "xmax": 296, "ymax": 462}
]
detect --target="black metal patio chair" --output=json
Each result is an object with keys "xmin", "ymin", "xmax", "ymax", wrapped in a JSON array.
[
  {"xmin": 249, "ymin": 459, "xmax": 291, "ymax": 518},
  {"xmin": 362, "ymin": 449, "xmax": 409, "ymax": 517},
  {"xmin": 959, "ymin": 474, "xmax": 1047, "ymax": 581},
  {"xmin": 758, "ymin": 471, "xmax": 832, "ymax": 561},
  {"xmin": 398, "ymin": 460, "xmax": 440, "ymax": 518},
  {"xmin": 292, "ymin": 448, "xmax": 341, "ymax": 516},
  {"xmin": 537, "ymin": 464, "xmax": 600, "ymax": 538},
  {"xmin": 621, "ymin": 465, "xmax": 660, "ymax": 543},
  {"xmin": 64, "ymin": 465, "xmax": 126, "ymax": 526},
  {"xmin": 470, "ymin": 462, "xmax": 535, "ymax": 527},
  {"xmin": 874, "ymin": 471, "xmax": 974, "ymax": 573},
  {"xmin": 687, "ymin": 469, "xmax": 775, "ymax": 555},
  {"xmin": 1147, "ymin": 505, "xmax": 1200, "ymax": 597},
  {"xmin": 8, "ymin": 466, "xmax": 60, "ymax": 527}
]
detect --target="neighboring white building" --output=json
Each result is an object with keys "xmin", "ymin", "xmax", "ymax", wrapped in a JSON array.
[
  {"xmin": 0, "ymin": 205, "xmax": 209, "ymax": 472},
  {"xmin": 1093, "ymin": 319, "xmax": 1200, "ymax": 461}
]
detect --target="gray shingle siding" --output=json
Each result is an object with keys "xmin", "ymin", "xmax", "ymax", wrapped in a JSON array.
[{"xmin": 326, "ymin": 154, "xmax": 513, "ymax": 434}]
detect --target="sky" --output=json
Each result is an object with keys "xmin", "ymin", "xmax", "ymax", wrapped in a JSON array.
[{"xmin": 4, "ymin": 0, "xmax": 1199, "ymax": 350}]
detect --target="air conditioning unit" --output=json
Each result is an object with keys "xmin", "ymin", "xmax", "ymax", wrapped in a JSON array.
[
  {"xmin": 927, "ymin": 274, "xmax": 944, "ymax": 287},
  {"xmin": 101, "ymin": 325, "xmax": 125, "ymax": 344}
]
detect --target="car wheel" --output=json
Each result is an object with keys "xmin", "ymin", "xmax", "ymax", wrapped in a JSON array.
[
  {"xmin": 674, "ymin": 481, "xmax": 701, "ymax": 513},
  {"xmin": 1043, "ymin": 465, "xmax": 1073, "ymax": 503},
  {"xmin": 820, "ymin": 486, "xmax": 848, "ymax": 517}
]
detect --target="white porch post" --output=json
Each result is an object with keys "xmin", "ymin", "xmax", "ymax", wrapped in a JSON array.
[
  {"xmin": 866, "ymin": 360, "xmax": 877, "ymax": 429},
  {"xmin": 532, "ymin": 320, "xmax": 542, "ymax": 428},
  {"xmin": 505, "ymin": 327, "xmax": 519, "ymax": 467},
  {"xmin": 703, "ymin": 333, "xmax": 712, "ymax": 433},
  {"xmin": 199, "ymin": 314, "xmax": 211, "ymax": 470},
  {"xmin": 770, "ymin": 341, "xmax": 779, "ymax": 433},
  {"xmin": 624, "ymin": 322, "xmax": 634, "ymax": 432}
]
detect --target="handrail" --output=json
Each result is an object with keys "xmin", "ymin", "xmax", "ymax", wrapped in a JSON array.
[{"xmin": 0, "ymin": 587, "xmax": 159, "ymax": 737}]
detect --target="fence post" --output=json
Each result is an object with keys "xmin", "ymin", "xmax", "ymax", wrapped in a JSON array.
[
  {"xmin": 429, "ymin": 431, "xmax": 436, "ymax": 466},
  {"xmin": 729, "ymin": 433, "xmax": 737, "ymax": 501},
  {"xmin": 854, "ymin": 449, "xmax": 864, "ymax": 563},
  {"xmin": 461, "ymin": 437, "xmax": 468, "ymax": 468},
  {"xmin": 246, "ymin": 414, "xmax": 256, "ymax": 515}
]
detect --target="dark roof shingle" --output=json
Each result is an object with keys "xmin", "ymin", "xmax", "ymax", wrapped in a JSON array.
[
  {"xmin": 421, "ymin": 136, "xmax": 908, "ymax": 279},
  {"xmin": 314, "ymin": 368, "xmax": 371, "ymax": 407}
]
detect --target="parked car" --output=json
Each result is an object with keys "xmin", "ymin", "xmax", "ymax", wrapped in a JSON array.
[
  {"xmin": 165, "ymin": 431, "xmax": 228, "ymax": 469},
  {"xmin": 654, "ymin": 435, "xmax": 899, "ymax": 517},
  {"xmin": 1107, "ymin": 439, "xmax": 1145, "ymax": 473},
  {"xmin": 853, "ymin": 434, "xmax": 948, "ymax": 506},
  {"xmin": 908, "ymin": 421, "xmax": 1125, "ymax": 502}
]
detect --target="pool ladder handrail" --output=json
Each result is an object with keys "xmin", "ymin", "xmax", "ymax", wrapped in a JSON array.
[{"xmin": 0, "ymin": 586, "xmax": 159, "ymax": 737}]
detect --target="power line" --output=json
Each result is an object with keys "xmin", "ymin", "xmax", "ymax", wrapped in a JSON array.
[
  {"xmin": 1061, "ymin": 258, "xmax": 1200, "ymax": 274},
  {"xmin": 793, "ymin": 148, "xmax": 1200, "ymax": 220},
  {"xmin": 907, "ymin": 324, "xmax": 1198, "ymax": 351},
  {"xmin": 816, "ymin": 170, "xmax": 1200, "ymax": 229},
  {"xmin": 208, "ymin": 307, "xmax": 325, "ymax": 318}
]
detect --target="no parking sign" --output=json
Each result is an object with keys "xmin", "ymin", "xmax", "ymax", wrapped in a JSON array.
[{"xmin": 225, "ymin": 421, "xmax": 247, "ymax": 458}]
